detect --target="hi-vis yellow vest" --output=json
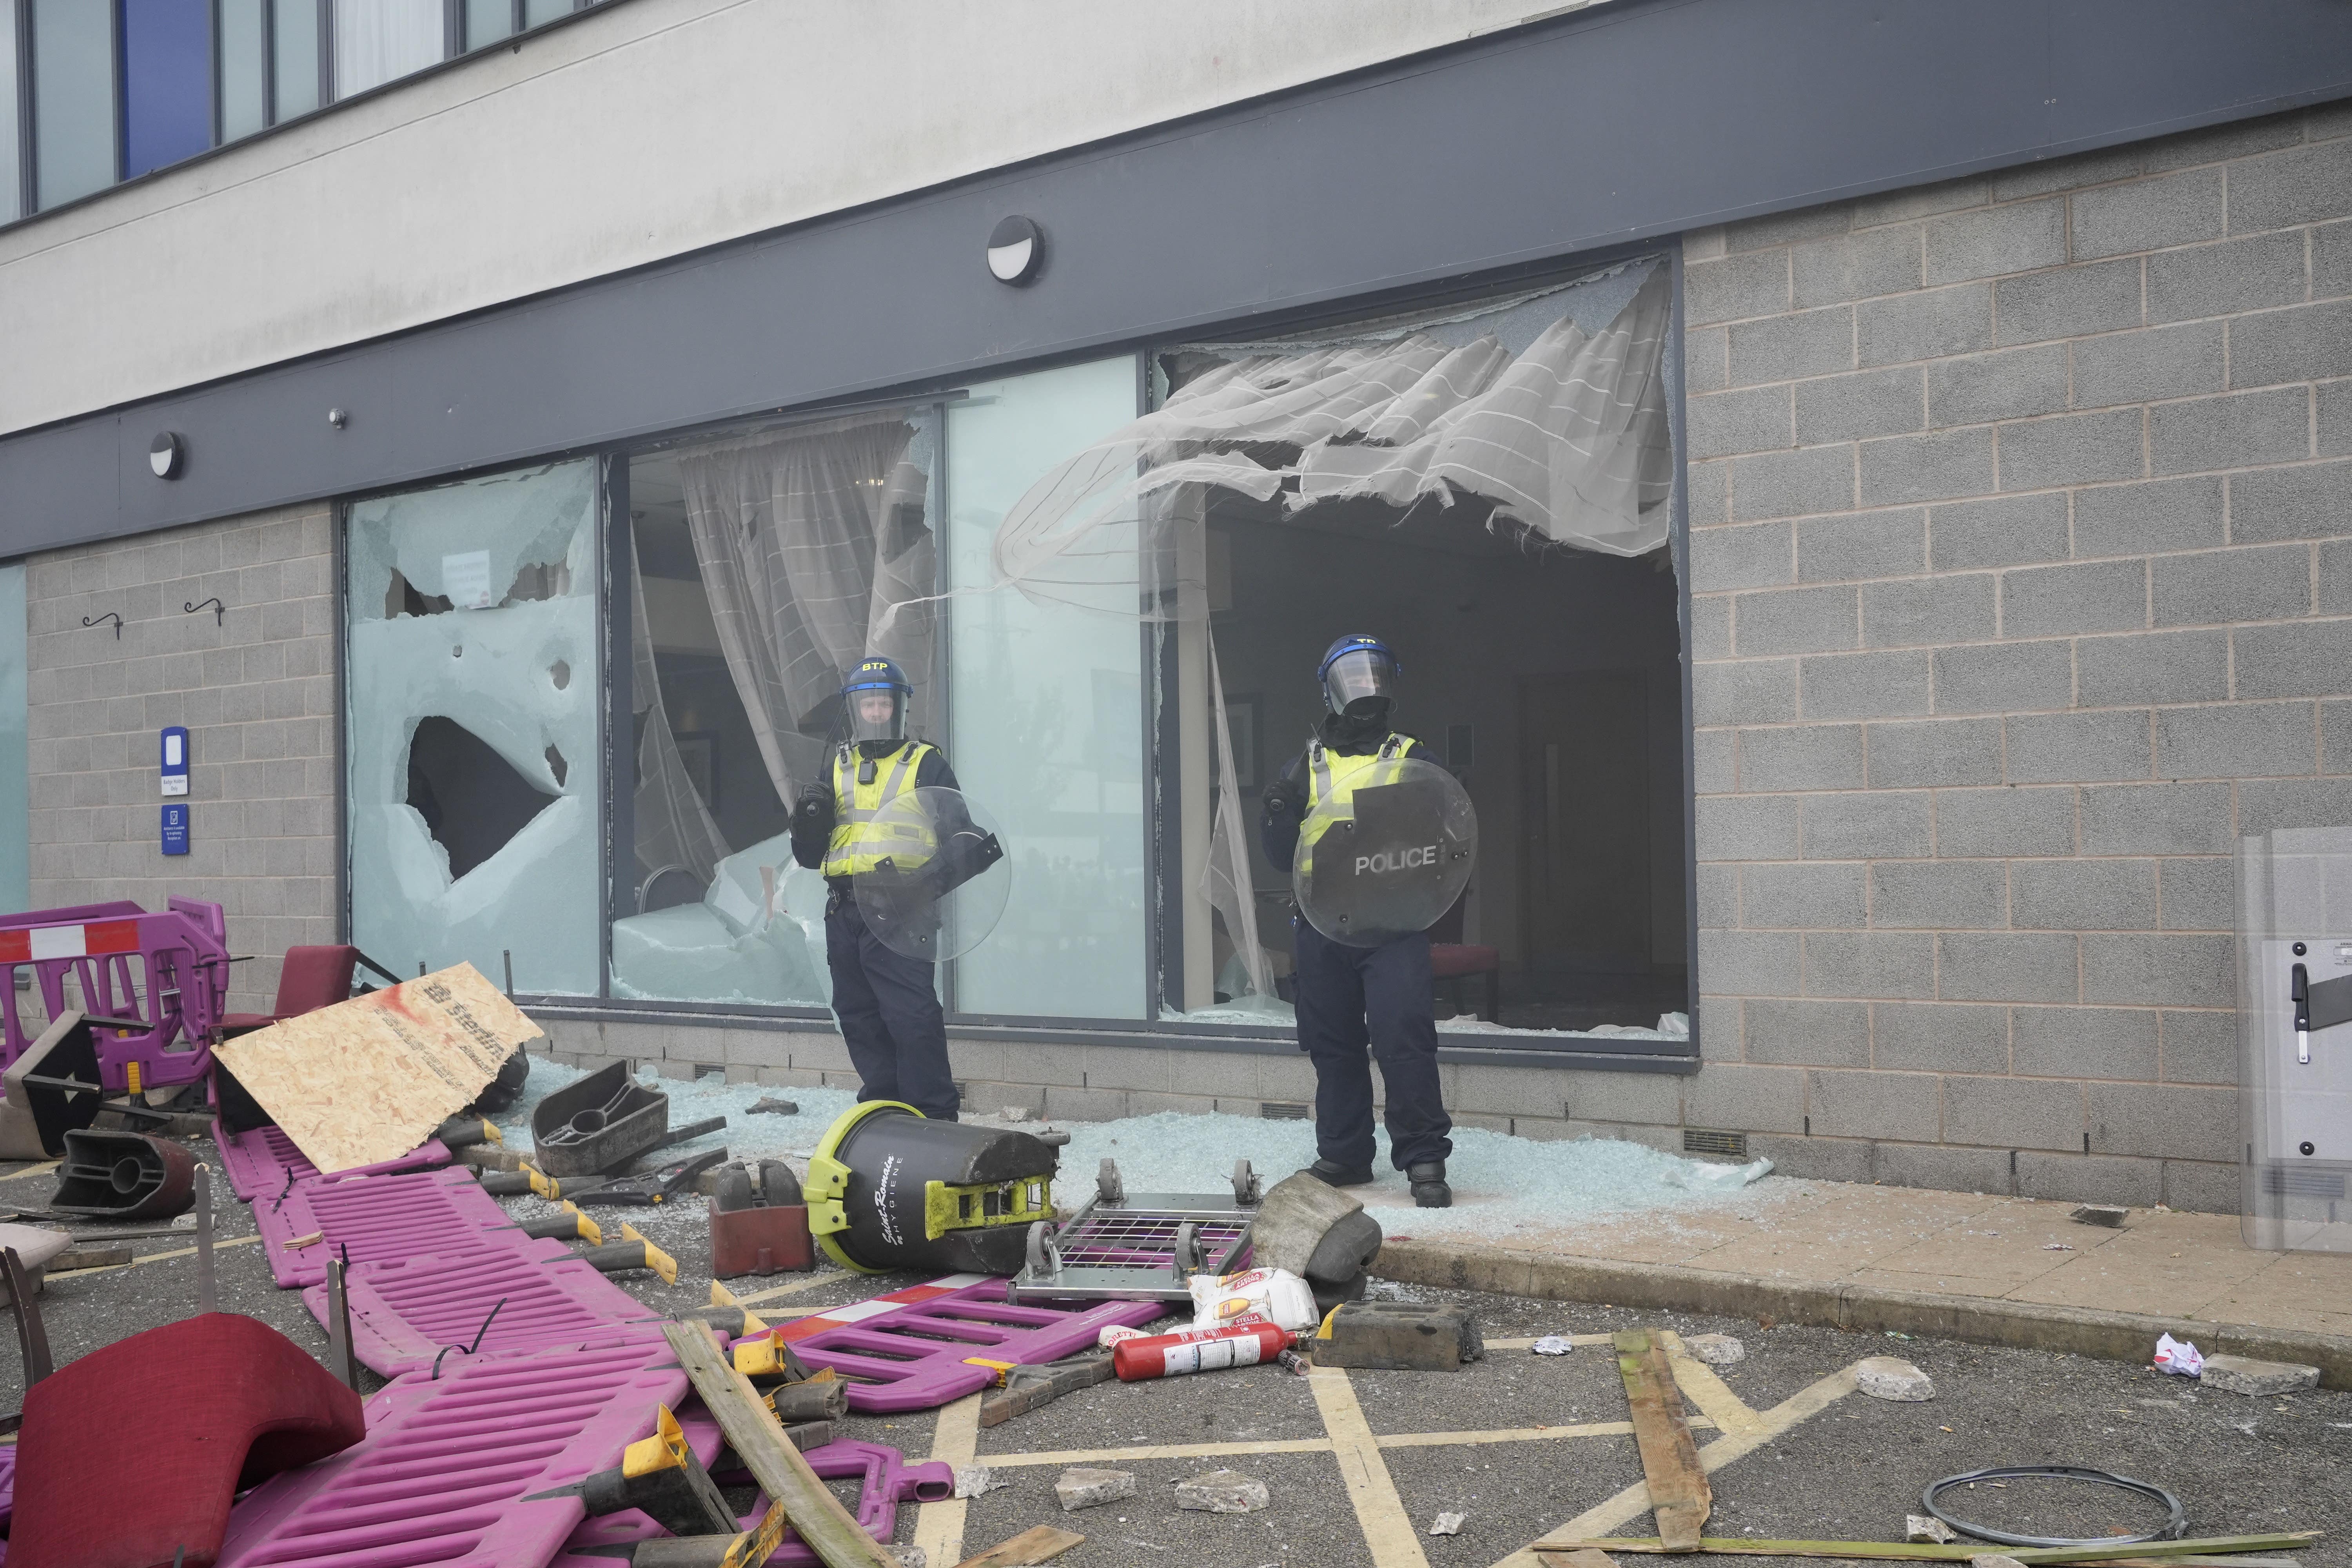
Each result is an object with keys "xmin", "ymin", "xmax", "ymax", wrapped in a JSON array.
[
  {"xmin": 1297, "ymin": 733, "xmax": 1411, "ymax": 880},
  {"xmin": 821, "ymin": 742, "xmax": 936, "ymax": 878}
]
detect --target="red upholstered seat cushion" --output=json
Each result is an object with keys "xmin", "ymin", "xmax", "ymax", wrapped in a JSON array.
[
  {"xmin": 218, "ymin": 1012, "xmax": 275, "ymax": 1032},
  {"xmin": 272, "ymin": 946, "xmax": 359, "ymax": 1018},
  {"xmin": 1427, "ymin": 943, "xmax": 1500, "ymax": 979},
  {"xmin": 9, "ymin": 1312, "xmax": 365, "ymax": 1568}
]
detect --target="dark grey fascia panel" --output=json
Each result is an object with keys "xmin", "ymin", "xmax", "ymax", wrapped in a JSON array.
[{"xmin": 5, "ymin": 0, "xmax": 2349, "ymax": 556}]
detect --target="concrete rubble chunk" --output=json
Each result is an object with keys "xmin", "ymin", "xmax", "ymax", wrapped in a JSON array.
[
  {"xmin": 1429, "ymin": 1512, "xmax": 1466, "ymax": 1536},
  {"xmin": 2200, "ymin": 1354, "xmax": 2320, "ymax": 1396},
  {"xmin": 1172, "ymin": 1469, "xmax": 1270, "ymax": 1514},
  {"xmin": 1855, "ymin": 1355, "xmax": 1936, "ymax": 1401},
  {"xmin": 2071, "ymin": 1203, "xmax": 2128, "ymax": 1227},
  {"xmin": 1055, "ymin": 1468, "xmax": 1136, "ymax": 1512},
  {"xmin": 1687, "ymin": 1333, "xmax": 1746, "ymax": 1367},
  {"xmin": 953, "ymin": 1464, "xmax": 1006, "ymax": 1498},
  {"xmin": 1907, "ymin": 1515, "xmax": 1956, "ymax": 1544},
  {"xmin": 1001, "ymin": 1106, "xmax": 1033, "ymax": 1122},
  {"xmin": 889, "ymin": 1550, "xmax": 927, "ymax": 1568}
]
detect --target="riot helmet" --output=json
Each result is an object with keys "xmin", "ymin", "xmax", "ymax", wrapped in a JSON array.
[
  {"xmin": 843, "ymin": 657, "xmax": 911, "ymax": 744},
  {"xmin": 1319, "ymin": 635, "xmax": 1400, "ymax": 720}
]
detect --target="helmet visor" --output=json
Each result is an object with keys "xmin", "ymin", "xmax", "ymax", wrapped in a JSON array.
[
  {"xmin": 847, "ymin": 684, "xmax": 906, "ymax": 743},
  {"xmin": 1323, "ymin": 648, "xmax": 1397, "ymax": 715}
]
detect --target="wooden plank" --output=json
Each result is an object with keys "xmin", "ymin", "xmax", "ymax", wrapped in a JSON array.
[
  {"xmin": 213, "ymin": 962, "xmax": 537, "ymax": 1175},
  {"xmin": 1613, "ymin": 1328, "xmax": 1710, "ymax": 1552},
  {"xmin": 953, "ymin": 1525, "xmax": 1087, "ymax": 1568},
  {"xmin": 1529, "ymin": 1535, "xmax": 2321, "ymax": 1564},
  {"xmin": 661, "ymin": 1321, "xmax": 898, "ymax": 1568}
]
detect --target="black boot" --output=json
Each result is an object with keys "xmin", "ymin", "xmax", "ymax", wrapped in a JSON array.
[
  {"xmin": 1408, "ymin": 1160, "xmax": 1452, "ymax": 1209},
  {"xmin": 1301, "ymin": 1158, "xmax": 1376, "ymax": 1187}
]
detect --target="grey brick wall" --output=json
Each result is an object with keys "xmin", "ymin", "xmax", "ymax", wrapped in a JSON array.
[
  {"xmin": 27, "ymin": 506, "xmax": 337, "ymax": 1016},
  {"xmin": 1681, "ymin": 104, "xmax": 2352, "ymax": 1213}
]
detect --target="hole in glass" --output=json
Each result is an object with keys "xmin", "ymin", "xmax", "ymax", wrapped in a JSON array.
[
  {"xmin": 405, "ymin": 716, "xmax": 559, "ymax": 880},
  {"xmin": 545, "ymin": 745, "xmax": 569, "ymax": 788},
  {"xmin": 549, "ymin": 659, "xmax": 570, "ymax": 690}
]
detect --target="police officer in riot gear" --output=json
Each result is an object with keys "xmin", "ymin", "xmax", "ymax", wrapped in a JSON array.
[
  {"xmin": 791, "ymin": 658, "xmax": 962, "ymax": 1120},
  {"xmin": 1262, "ymin": 635, "xmax": 1455, "ymax": 1208}
]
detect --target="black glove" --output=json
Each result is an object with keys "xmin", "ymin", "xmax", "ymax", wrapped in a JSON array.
[
  {"xmin": 1264, "ymin": 776, "xmax": 1307, "ymax": 821},
  {"xmin": 793, "ymin": 787, "xmax": 832, "ymax": 834}
]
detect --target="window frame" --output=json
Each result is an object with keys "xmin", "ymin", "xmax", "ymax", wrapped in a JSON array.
[{"xmin": 330, "ymin": 249, "xmax": 1699, "ymax": 1070}]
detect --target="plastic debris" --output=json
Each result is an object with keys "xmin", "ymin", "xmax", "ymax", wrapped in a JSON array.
[
  {"xmin": 1098, "ymin": 1324, "xmax": 1148, "ymax": 1349},
  {"xmin": 1854, "ymin": 1356, "xmax": 1935, "ymax": 1402},
  {"xmin": 1056, "ymin": 1468, "xmax": 1136, "ymax": 1512},
  {"xmin": 2153, "ymin": 1333, "xmax": 2204, "ymax": 1377},
  {"xmin": 1188, "ymin": 1267, "xmax": 1318, "ymax": 1332},
  {"xmin": 953, "ymin": 1465, "xmax": 1007, "ymax": 1499},
  {"xmin": 1685, "ymin": 1333, "xmax": 1744, "ymax": 1367},
  {"xmin": 1172, "ymin": 1470, "xmax": 1269, "ymax": 1514},
  {"xmin": 1276, "ymin": 1347, "xmax": 1313, "ymax": 1376},
  {"xmin": 1907, "ymin": 1515, "xmax": 1956, "ymax": 1544},
  {"xmin": 1429, "ymin": 1513, "xmax": 1466, "ymax": 1537},
  {"xmin": 2199, "ymin": 1354, "xmax": 2319, "ymax": 1396},
  {"xmin": 1532, "ymin": 1336, "xmax": 1575, "ymax": 1356}
]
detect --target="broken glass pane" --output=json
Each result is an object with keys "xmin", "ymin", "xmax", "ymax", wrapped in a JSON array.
[{"xmin": 346, "ymin": 460, "xmax": 601, "ymax": 995}]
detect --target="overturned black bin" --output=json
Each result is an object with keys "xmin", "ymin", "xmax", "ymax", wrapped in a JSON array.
[
  {"xmin": 532, "ymin": 1061, "xmax": 668, "ymax": 1178},
  {"xmin": 805, "ymin": 1101, "xmax": 1057, "ymax": 1275}
]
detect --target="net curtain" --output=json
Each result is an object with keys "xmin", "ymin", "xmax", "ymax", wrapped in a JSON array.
[
  {"xmin": 984, "ymin": 263, "xmax": 1675, "ymax": 1001},
  {"xmin": 674, "ymin": 412, "xmax": 937, "ymax": 820}
]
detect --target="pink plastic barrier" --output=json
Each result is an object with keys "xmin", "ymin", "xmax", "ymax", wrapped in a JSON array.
[
  {"xmin": 216, "ymin": 1120, "xmax": 452, "ymax": 1203},
  {"xmin": 255, "ymin": 1166, "xmax": 514, "ymax": 1289},
  {"xmin": 304, "ymin": 1237, "xmax": 660, "ymax": 1379},
  {"xmin": 554, "ymin": 1430, "xmax": 953, "ymax": 1568},
  {"xmin": 220, "ymin": 1330, "xmax": 682, "ymax": 1568},
  {"xmin": 757, "ymin": 1275, "xmax": 1161, "ymax": 1414},
  {"xmin": 0, "ymin": 897, "xmax": 231, "ymax": 1092}
]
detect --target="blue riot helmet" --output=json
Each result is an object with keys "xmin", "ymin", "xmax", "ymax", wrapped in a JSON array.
[
  {"xmin": 1319, "ymin": 635, "xmax": 1400, "ymax": 719},
  {"xmin": 843, "ymin": 657, "xmax": 911, "ymax": 744}
]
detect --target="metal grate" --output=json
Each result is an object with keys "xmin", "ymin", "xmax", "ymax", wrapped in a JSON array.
[
  {"xmin": 1053, "ymin": 1209, "xmax": 1252, "ymax": 1271},
  {"xmin": 1260, "ymin": 1102, "xmax": 1309, "ymax": 1120},
  {"xmin": 2263, "ymin": 1164, "xmax": 2348, "ymax": 1199},
  {"xmin": 1684, "ymin": 1129, "xmax": 1748, "ymax": 1159}
]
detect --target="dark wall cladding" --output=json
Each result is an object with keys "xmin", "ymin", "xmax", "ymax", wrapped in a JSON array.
[{"xmin": 3, "ymin": 0, "xmax": 2351, "ymax": 557}]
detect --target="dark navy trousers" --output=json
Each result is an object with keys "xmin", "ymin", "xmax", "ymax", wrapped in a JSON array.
[
  {"xmin": 1293, "ymin": 920, "xmax": 1453, "ymax": 1171},
  {"xmin": 826, "ymin": 897, "xmax": 958, "ymax": 1121}
]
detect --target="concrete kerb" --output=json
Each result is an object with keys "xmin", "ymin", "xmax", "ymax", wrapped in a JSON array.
[{"xmin": 1373, "ymin": 1237, "xmax": 2352, "ymax": 1390}]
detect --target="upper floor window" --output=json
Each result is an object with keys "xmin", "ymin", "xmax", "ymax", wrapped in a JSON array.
[{"xmin": 0, "ymin": 0, "xmax": 607, "ymax": 220}]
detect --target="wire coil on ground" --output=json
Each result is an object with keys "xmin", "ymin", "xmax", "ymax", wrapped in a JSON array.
[{"xmin": 1921, "ymin": 1465, "xmax": 2188, "ymax": 1548}]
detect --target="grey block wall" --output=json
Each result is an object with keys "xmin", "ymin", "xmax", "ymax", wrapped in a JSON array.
[
  {"xmin": 27, "ymin": 506, "xmax": 338, "ymax": 1016},
  {"xmin": 1681, "ymin": 104, "xmax": 2352, "ymax": 1212}
]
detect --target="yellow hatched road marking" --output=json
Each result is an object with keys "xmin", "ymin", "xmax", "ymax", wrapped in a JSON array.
[
  {"xmin": 1657, "ymin": 1330, "xmax": 1770, "ymax": 1439},
  {"xmin": 987, "ymin": 1437, "xmax": 1336, "ymax": 1468},
  {"xmin": 1310, "ymin": 1365, "xmax": 1429, "ymax": 1568},
  {"xmin": 911, "ymin": 1390, "xmax": 983, "ymax": 1568},
  {"xmin": 50, "ymin": 1234, "xmax": 261, "ymax": 1276},
  {"xmin": 0, "ymin": 1161, "xmax": 60, "ymax": 1183},
  {"xmin": 732, "ymin": 1272, "xmax": 855, "ymax": 1307},
  {"xmin": 1492, "ymin": 1361, "xmax": 1865, "ymax": 1568}
]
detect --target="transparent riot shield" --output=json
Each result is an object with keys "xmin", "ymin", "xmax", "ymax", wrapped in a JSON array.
[
  {"xmin": 1293, "ymin": 756, "xmax": 1478, "ymax": 948},
  {"xmin": 853, "ymin": 787, "xmax": 1011, "ymax": 963},
  {"xmin": 2241, "ymin": 827, "xmax": 2352, "ymax": 1252}
]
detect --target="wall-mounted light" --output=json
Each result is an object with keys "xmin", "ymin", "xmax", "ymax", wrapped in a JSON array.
[
  {"xmin": 149, "ymin": 432, "xmax": 185, "ymax": 479},
  {"xmin": 987, "ymin": 216, "xmax": 1043, "ymax": 285},
  {"xmin": 327, "ymin": 407, "xmax": 349, "ymax": 430}
]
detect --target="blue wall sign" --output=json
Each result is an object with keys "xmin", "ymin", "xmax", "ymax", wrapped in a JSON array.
[{"xmin": 161, "ymin": 803, "xmax": 190, "ymax": 855}]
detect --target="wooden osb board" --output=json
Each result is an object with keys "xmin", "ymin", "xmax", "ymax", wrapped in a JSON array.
[{"xmin": 213, "ymin": 962, "xmax": 539, "ymax": 1175}]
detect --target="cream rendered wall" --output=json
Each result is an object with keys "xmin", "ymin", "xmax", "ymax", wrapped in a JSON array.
[{"xmin": 0, "ymin": 0, "xmax": 1582, "ymax": 436}]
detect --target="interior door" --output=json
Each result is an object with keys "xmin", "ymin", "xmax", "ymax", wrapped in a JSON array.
[{"xmin": 1520, "ymin": 672, "xmax": 1651, "ymax": 974}]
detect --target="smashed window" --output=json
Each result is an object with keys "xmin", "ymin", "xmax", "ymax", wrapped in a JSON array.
[{"xmin": 345, "ymin": 460, "xmax": 601, "ymax": 995}]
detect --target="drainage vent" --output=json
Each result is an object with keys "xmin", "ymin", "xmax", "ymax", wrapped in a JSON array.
[
  {"xmin": 1260, "ymin": 1102, "xmax": 1310, "ymax": 1121},
  {"xmin": 1684, "ymin": 1129, "xmax": 1747, "ymax": 1159},
  {"xmin": 2263, "ymin": 1164, "xmax": 2348, "ymax": 1199}
]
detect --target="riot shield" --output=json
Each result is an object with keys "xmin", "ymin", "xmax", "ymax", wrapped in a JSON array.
[
  {"xmin": 1293, "ymin": 757, "xmax": 1478, "ymax": 948},
  {"xmin": 852, "ymin": 787, "xmax": 1011, "ymax": 962}
]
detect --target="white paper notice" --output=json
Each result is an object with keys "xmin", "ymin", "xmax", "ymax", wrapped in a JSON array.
[{"xmin": 443, "ymin": 550, "xmax": 494, "ymax": 610}]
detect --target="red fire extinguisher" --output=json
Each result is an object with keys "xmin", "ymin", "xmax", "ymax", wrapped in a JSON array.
[{"xmin": 1112, "ymin": 1320, "xmax": 1294, "ymax": 1381}]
